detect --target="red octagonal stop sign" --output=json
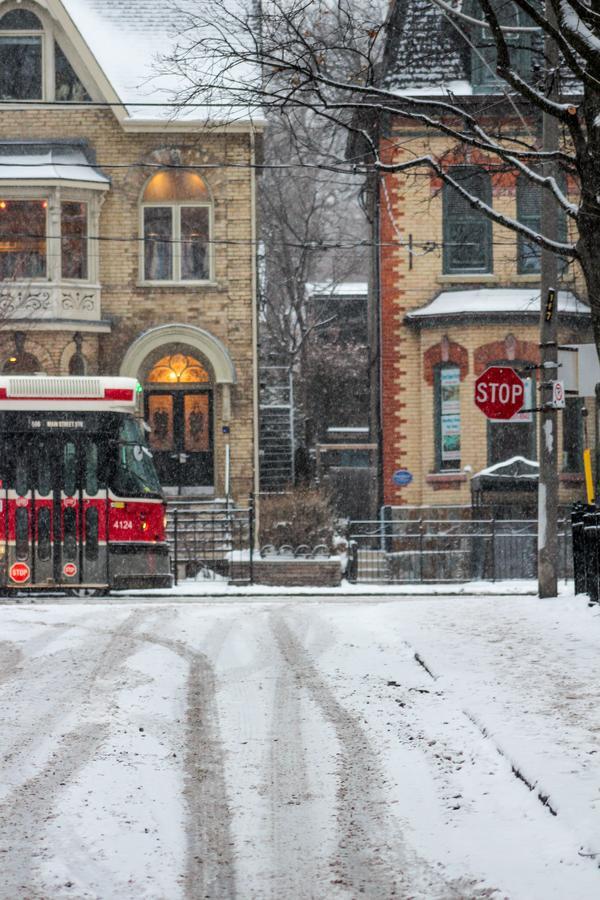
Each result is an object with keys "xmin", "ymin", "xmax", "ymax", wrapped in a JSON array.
[{"xmin": 475, "ymin": 366, "xmax": 526, "ymax": 420}]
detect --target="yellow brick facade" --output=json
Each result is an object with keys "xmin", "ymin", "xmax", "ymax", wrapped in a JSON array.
[
  {"xmin": 0, "ymin": 106, "xmax": 258, "ymax": 500},
  {"xmin": 379, "ymin": 127, "xmax": 592, "ymax": 509}
]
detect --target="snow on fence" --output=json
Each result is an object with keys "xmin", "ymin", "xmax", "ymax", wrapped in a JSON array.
[{"xmin": 347, "ymin": 518, "xmax": 572, "ymax": 584}]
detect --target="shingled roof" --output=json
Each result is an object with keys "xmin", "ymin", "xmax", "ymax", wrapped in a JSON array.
[
  {"xmin": 383, "ymin": 0, "xmax": 468, "ymax": 94},
  {"xmin": 383, "ymin": 0, "xmax": 579, "ymax": 98}
]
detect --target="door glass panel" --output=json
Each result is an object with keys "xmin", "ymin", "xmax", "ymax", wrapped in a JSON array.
[
  {"xmin": 37, "ymin": 441, "xmax": 51, "ymax": 496},
  {"xmin": 15, "ymin": 507, "xmax": 29, "ymax": 560},
  {"xmin": 85, "ymin": 506, "xmax": 98, "ymax": 561},
  {"xmin": 85, "ymin": 443, "xmax": 98, "ymax": 496},
  {"xmin": 184, "ymin": 394, "xmax": 210, "ymax": 451},
  {"xmin": 148, "ymin": 394, "xmax": 174, "ymax": 451},
  {"xmin": 37, "ymin": 507, "xmax": 51, "ymax": 561},
  {"xmin": 63, "ymin": 441, "xmax": 77, "ymax": 497},
  {"xmin": 63, "ymin": 507, "xmax": 77, "ymax": 560}
]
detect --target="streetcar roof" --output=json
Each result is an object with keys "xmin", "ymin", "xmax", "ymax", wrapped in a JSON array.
[{"xmin": 0, "ymin": 376, "xmax": 139, "ymax": 412}]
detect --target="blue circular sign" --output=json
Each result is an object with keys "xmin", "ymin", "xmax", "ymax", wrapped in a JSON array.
[{"xmin": 392, "ymin": 469, "xmax": 413, "ymax": 486}]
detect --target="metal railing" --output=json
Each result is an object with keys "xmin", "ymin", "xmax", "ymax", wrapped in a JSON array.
[
  {"xmin": 347, "ymin": 518, "xmax": 573, "ymax": 584},
  {"xmin": 572, "ymin": 504, "xmax": 599, "ymax": 602},
  {"xmin": 167, "ymin": 503, "xmax": 254, "ymax": 585}
]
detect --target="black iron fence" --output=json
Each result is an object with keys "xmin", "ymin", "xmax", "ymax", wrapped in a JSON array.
[
  {"xmin": 571, "ymin": 504, "xmax": 600, "ymax": 602},
  {"xmin": 347, "ymin": 518, "xmax": 573, "ymax": 584},
  {"xmin": 167, "ymin": 503, "xmax": 254, "ymax": 585}
]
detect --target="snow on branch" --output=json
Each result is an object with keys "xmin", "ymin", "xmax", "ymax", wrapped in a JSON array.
[{"xmin": 382, "ymin": 154, "xmax": 578, "ymax": 258}]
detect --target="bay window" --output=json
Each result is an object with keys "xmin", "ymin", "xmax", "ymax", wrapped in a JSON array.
[
  {"xmin": 142, "ymin": 171, "xmax": 212, "ymax": 283},
  {"xmin": 0, "ymin": 199, "xmax": 46, "ymax": 279}
]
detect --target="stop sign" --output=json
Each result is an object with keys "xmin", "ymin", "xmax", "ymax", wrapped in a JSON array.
[{"xmin": 475, "ymin": 366, "xmax": 526, "ymax": 420}]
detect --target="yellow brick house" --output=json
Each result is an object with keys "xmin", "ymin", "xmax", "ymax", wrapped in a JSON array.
[
  {"xmin": 0, "ymin": 0, "xmax": 260, "ymax": 500},
  {"xmin": 369, "ymin": 0, "xmax": 593, "ymax": 513}
]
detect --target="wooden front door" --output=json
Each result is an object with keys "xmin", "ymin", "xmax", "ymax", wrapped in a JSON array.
[{"xmin": 145, "ymin": 389, "xmax": 214, "ymax": 488}]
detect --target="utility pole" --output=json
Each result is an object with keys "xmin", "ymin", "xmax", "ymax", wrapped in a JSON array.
[{"xmin": 538, "ymin": 2, "xmax": 559, "ymax": 598}]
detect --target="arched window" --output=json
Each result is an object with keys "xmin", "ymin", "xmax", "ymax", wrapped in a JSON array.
[
  {"xmin": 146, "ymin": 353, "xmax": 210, "ymax": 384},
  {"xmin": 3, "ymin": 350, "xmax": 40, "ymax": 373},
  {"xmin": 142, "ymin": 171, "xmax": 211, "ymax": 283},
  {"xmin": 443, "ymin": 166, "xmax": 492, "ymax": 274},
  {"xmin": 0, "ymin": 6, "xmax": 90, "ymax": 102},
  {"xmin": 0, "ymin": 8, "xmax": 42, "ymax": 100},
  {"xmin": 434, "ymin": 363, "xmax": 461, "ymax": 471}
]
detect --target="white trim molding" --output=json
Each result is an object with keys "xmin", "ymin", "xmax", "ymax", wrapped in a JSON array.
[{"xmin": 119, "ymin": 323, "xmax": 236, "ymax": 385}]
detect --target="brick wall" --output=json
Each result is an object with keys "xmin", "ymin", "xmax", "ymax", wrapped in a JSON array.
[
  {"xmin": 0, "ymin": 108, "xmax": 257, "ymax": 498},
  {"xmin": 379, "ymin": 125, "xmax": 592, "ymax": 509}
]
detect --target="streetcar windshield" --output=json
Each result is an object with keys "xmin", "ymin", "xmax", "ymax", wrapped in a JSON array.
[{"xmin": 109, "ymin": 416, "xmax": 162, "ymax": 498}]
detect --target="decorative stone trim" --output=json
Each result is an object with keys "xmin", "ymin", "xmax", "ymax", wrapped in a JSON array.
[
  {"xmin": 474, "ymin": 337, "xmax": 539, "ymax": 375},
  {"xmin": 423, "ymin": 337, "xmax": 469, "ymax": 385},
  {"xmin": 426, "ymin": 472, "xmax": 468, "ymax": 491}
]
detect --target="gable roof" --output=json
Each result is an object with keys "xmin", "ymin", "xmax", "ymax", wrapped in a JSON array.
[{"xmin": 4, "ymin": 0, "xmax": 261, "ymax": 129}]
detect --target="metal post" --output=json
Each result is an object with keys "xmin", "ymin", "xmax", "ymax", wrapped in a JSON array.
[
  {"xmin": 537, "ymin": 2, "xmax": 560, "ymax": 598},
  {"xmin": 419, "ymin": 519, "xmax": 424, "ymax": 583},
  {"xmin": 491, "ymin": 517, "xmax": 496, "ymax": 583},
  {"xmin": 248, "ymin": 493, "xmax": 254, "ymax": 585},
  {"xmin": 173, "ymin": 508, "xmax": 178, "ymax": 587}
]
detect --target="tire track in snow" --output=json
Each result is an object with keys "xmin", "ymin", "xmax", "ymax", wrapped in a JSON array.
[
  {"xmin": 0, "ymin": 609, "xmax": 152, "ymax": 898},
  {"xmin": 133, "ymin": 614, "xmax": 237, "ymax": 900},
  {"xmin": 271, "ymin": 614, "xmax": 485, "ymax": 900}
]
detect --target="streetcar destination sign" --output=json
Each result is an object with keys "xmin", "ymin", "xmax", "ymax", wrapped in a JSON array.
[{"xmin": 474, "ymin": 366, "xmax": 526, "ymax": 420}]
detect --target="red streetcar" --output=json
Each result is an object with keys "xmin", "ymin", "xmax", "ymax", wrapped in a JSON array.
[{"xmin": 0, "ymin": 376, "xmax": 172, "ymax": 593}]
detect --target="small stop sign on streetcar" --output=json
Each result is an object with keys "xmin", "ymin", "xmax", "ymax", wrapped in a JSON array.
[{"xmin": 475, "ymin": 366, "xmax": 526, "ymax": 420}]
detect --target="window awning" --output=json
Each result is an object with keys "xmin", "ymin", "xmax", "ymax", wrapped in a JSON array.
[
  {"xmin": 0, "ymin": 142, "xmax": 109, "ymax": 188},
  {"xmin": 406, "ymin": 289, "xmax": 590, "ymax": 323}
]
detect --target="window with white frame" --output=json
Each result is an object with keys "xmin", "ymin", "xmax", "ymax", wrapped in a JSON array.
[
  {"xmin": 142, "ymin": 171, "xmax": 212, "ymax": 283},
  {"xmin": 0, "ymin": 5, "xmax": 91, "ymax": 102},
  {"xmin": 0, "ymin": 190, "xmax": 97, "ymax": 283}
]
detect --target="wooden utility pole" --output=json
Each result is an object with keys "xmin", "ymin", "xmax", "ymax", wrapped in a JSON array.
[{"xmin": 538, "ymin": 2, "xmax": 559, "ymax": 598}]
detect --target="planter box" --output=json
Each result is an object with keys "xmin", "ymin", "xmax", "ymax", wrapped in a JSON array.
[{"xmin": 238, "ymin": 558, "xmax": 342, "ymax": 587}]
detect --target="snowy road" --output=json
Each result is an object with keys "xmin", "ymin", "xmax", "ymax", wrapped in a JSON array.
[{"xmin": 2, "ymin": 594, "xmax": 600, "ymax": 899}]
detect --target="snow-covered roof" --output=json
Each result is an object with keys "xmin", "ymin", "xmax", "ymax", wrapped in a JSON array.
[
  {"xmin": 406, "ymin": 289, "xmax": 590, "ymax": 322},
  {"xmin": 474, "ymin": 456, "xmax": 539, "ymax": 479},
  {"xmin": 383, "ymin": 0, "xmax": 580, "ymax": 97},
  {"xmin": 0, "ymin": 142, "xmax": 109, "ymax": 187},
  {"xmin": 57, "ymin": 0, "xmax": 261, "ymax": 126},
  {"xmin": 306, "ymin": 282, "xmax": 368, "ymax": 298}
]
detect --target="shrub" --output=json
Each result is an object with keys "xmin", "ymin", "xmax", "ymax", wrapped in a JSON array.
[{"xmin": 259, "ymin": 487, "xmax": 336, "ymax": 552}]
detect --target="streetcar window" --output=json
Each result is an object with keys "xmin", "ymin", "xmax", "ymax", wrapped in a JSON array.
[
  {"xmin": 37, "ymin": 507, "xmax": 51, "ymax": 561},
  {"xmin": 37, "ymin": 442, "xmax": 51, "ymax": 496},
  {"xmin": 63, "ymin": 441, "xmax": 77, "ymax": 497},
  {"xmin": 63, "ymin": 507, "xmax": 77, "ymax": 559},
  {"xmin": 85, "ymin": 506, "xmax": 98, "ymax": 561},
  {"xmin": 15, "ymin": 453, "xmax": 28, "ymax": 497},
  {"xmin": 109, "ymin": 417, "xmax": 162, "ymax": 498},
  {"xmin": 85, "ymin": 443, "xmax": 98, "ymax": 497},
  {"xmin": 15, "ymin": 507, "xmax": 29, "ymax": 560}
]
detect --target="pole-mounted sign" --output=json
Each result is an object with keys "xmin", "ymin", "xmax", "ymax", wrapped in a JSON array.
[{"xmin": 474, "ymin": 366, "xmax": 526, "ymax": 420}]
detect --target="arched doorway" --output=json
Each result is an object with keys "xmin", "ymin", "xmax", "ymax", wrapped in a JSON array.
[{"xmin": 144, "ymin": 351, "xmax": 214, "ymax": 488}]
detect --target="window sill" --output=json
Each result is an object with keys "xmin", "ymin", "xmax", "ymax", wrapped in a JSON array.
[
  {"xmin": 436, "ymin": 274, "xmax": 498, "ymax": 284},
  {"xmin": 426, "ymin": 472, "xmax": 467, "ymax": 490},
  {"xmin": 137, "ymin": 281, "xmax": 219, "ymax": 289}
]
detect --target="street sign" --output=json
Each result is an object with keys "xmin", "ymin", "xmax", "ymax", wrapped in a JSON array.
[
  {"xmin": 9, "ymin": 562, "xmax": 30, "ymax": 584},
  {"xmin": 392, "ymin": 468, "xmax": 413, "ymax": 486},
  {"xmin": 474, "ymin": 366, "xmax": 526, "ymax": 420},
  {"xmin": 550, "ymin": 380, "xmax": 565, "ymax": 409}
]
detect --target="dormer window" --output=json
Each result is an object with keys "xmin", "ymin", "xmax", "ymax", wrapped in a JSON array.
[
  {"xmin": 0, "ymin": 5, "xmax": 91, "ymax": 102},
  {"xmin": 469, "ymin": 1, "xmax": 539, "ymax": 94}
]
